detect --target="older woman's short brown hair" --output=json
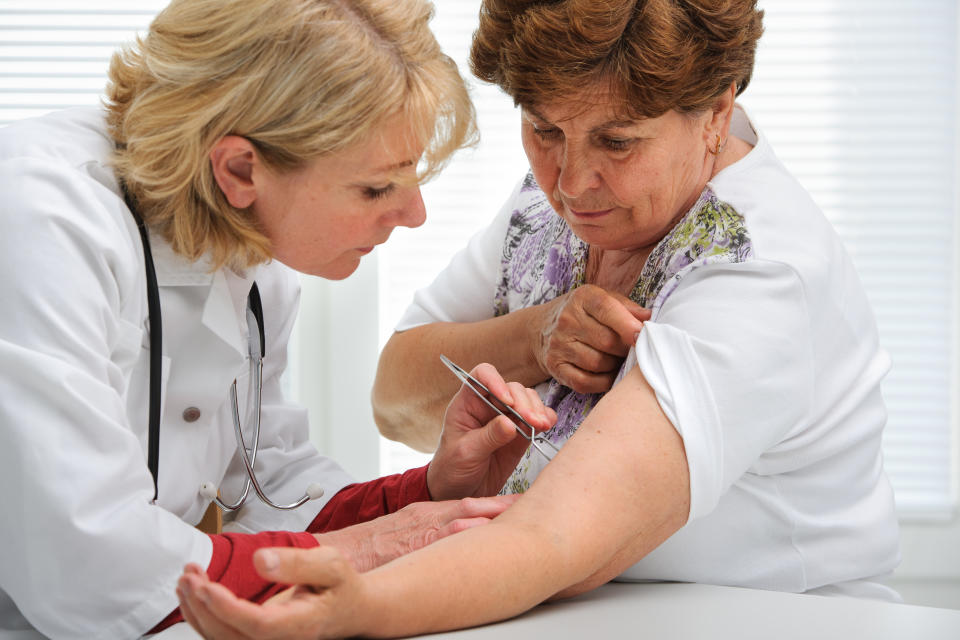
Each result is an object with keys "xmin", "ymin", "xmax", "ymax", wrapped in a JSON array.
[{"xmin": 471, "ymin": 0, "xmax": 763, "ymax": 118}]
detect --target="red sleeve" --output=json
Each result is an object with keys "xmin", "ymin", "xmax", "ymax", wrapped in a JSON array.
[
  {"xmin": 150, "ymin": 464, "xmax": 431, "ymax": 633},
  {"xmin": 150, "ymin": 530, "xmax": 318, "ymax": 633},
  {"xmin": 308, "ymin": 463, "xmax": 431, "ymax": 533}
]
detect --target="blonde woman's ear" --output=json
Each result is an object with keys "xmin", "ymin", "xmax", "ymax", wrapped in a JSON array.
[{"xmin": 210, "ymin": 135, "xmax": 258, "ymax": 209}]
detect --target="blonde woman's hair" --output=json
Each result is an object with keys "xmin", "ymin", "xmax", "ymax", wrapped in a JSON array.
[{"xmin": 106, "ymin": 0, "xmax": 475, "ymax": 269}]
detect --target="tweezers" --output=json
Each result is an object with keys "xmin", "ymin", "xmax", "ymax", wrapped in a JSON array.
[{"xmin": 440, "ymin": 354, "xmax": 560, "ymax": 462}]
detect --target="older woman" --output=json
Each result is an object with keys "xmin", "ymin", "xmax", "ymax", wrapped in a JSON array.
[
  {"xmin": 0, "ymin": 0, "xmax": 560, "ymax": 638},
  {"xmin": 177, "ymin": 0, "xmax": 901, "ymax": 637}
]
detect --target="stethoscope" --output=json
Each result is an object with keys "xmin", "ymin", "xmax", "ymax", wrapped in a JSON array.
[{"xmin": 124, "ymin": 185, "xmax": 324, "ymax": 511}]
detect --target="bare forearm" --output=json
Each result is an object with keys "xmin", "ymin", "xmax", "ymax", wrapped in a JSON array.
[
  {"xmin": 359, "ymin": 367, "xmax": 690, "ymax": 638},
  {"xmin": 357, "ymin": 472, "xmax": 682, "ymax": 638},
  {"xmin": 358, "ymin": 512, "xmax": 588, "ymax": 637},
  {"xmin": 372, "ymin": 307, "xmax": 549, "ymax": 451}
]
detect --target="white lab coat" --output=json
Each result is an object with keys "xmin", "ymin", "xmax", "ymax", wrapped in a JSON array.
[{"xmin": 0, "ymin": 108, "xmax": 353, "ymax": 639}]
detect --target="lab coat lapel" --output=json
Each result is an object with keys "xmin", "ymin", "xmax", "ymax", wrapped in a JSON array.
[
  {"xmin": 150, "ymin": 233, "xmax": 249, "ymax": 358},
  {"xmin": 201, "ymin": 269, "xmax": 246, "ymax": 358},
  {"xmin": 147, "ymin": 241, "xmax": 250, "ymax": 511}
]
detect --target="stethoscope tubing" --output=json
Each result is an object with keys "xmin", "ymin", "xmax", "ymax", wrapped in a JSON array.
[
  {"xmin": 214, "ymin": 313, "xmax": 313, "ymax": 511},
  {"xmin": 124, "ymin": 182, "xmax": 317, "ymax": 511}
]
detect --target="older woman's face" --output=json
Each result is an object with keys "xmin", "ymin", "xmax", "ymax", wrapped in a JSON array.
[
  {"xmin": 254, "ymin": 114, "xmax": 426, "ymax": 279},
  {"xmin": 521, "ymin": 87, "xmax": 714, "ymax": 254}
]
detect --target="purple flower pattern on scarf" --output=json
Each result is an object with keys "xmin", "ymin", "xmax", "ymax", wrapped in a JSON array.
[{"xmin": 496, "ymin": 173, "xmax": 753, "ymax": 494}]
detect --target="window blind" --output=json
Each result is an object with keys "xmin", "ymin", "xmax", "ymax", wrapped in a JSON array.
[
  {"xmin": 377, "ymin": 0, "xmax": 960, "ymax": 519},
  {"xmin": 742, "ymin": 0, "xmax": 959, "ymax": 518},
  {"xmin": 0, "ymin": 1, "xmax": 167, "ymax": 125}
]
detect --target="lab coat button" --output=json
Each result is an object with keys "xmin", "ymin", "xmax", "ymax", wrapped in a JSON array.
[{"xmin": 182, "ymin": 407, "xmax": 201, "ymax": 422}]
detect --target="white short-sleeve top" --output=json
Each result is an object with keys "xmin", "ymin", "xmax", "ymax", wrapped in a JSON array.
[{"xmin": 396, "ymin": 106, "xmax": 900, "ymax": 596}]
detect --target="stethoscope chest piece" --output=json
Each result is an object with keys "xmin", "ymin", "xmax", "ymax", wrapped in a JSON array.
[{"xmin": 197, "ymin": 284, "xmax": 325, "ymax": 511}]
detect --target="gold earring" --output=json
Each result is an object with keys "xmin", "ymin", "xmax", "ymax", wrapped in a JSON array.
[{"xmin": 709, "ymin": 132, "xmax": 727, "ymax": 155}]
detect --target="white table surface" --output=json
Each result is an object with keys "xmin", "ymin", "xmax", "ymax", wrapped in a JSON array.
[
  {"xmin": 148, "ymin": 581, "xmax": 960, "ymax": 640},
  {"xmin": 420, "ymin": 582, "xmax": 960, "ymax": 639}
]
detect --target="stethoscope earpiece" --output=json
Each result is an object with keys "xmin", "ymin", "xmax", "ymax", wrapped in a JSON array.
[
  {"xmin": 198, "ymin": 480, "xmax": 324, "ymax": 510},
  {"xmin": 199, "ymin": 482, "xmax": 218, "ymax": 501}
]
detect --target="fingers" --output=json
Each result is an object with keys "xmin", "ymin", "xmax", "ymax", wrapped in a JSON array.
[
  {"xmin": 180, "ymin": 574, "xmax": 332, "ymax": 640},
  {"xmin": 176, "ymin": 581, "xmax": 206, "ymax": 638},
  {"xmin": 549, "ymin": 339, "xmax": 623, "ymax": 375},
  {"xmin": 581, "ymin": 288, "xmax": 646, "ymax": 350},
  {"xmin": 253, "ymin": 545, "xmax": 353, "ymax": 588},
  {"xmin": 554, "ymin": 362, "xmax": 619, "ymax": 395},
  {"xmin": 537, "ymin": 286, "xmax": 649, "ymax": 393},
  {"xmin": 456, "ymin": 493, "xmax": 521, "ymax": 518},
  {"xmin": 431, "ymin": 495, "xmax": 523, "ymax": 539},
  {"xmin": 608, "ymin": 290, "xmax": 653, "ymax": 323},
  {"xmin": 466, "ymin": 362, "xmax": 513, "ymax": 404},
  {"xmin": 470, "ymin": 365, "xmax": 555, "ymax": 431},
  {"xmin": 183, "ymin": 562, "xmax": 206, "ymax": 577},
  {"xmin": 178, "ymin": 573, "xmax": 255, "ymax": 639},
  {"xmin": 177, "ymin": 559, "xmax": 357, "ymax": 639},
  {"xmin": 504, "ymin": 381, "xmax": 554, "ymax": 430},
  {"xmin": 437, "ymin": 516, "xmax": 496, "ymax": 537}
]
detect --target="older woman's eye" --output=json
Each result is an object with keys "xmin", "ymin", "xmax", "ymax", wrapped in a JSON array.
[
  {"xmin": 532, "ymin": 125, "xmax": 562, "ymax": 141},
  {"xmin": 363, "ymin": 184, "xmax": 395, "ymax": 200},
  {"xmin": 602, "ymin": 137, "xmax": 632, "ymax": 152}
]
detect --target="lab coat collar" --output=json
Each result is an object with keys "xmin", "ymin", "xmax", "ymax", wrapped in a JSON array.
[{"xmin": 150, "ymin": 230, "xmax": 260, "ymax": 357}]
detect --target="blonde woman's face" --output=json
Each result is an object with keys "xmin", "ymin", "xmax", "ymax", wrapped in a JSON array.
[
  {"xmin": 253, "ymin": 114, "xmax": 426, "ymax": 279},
  {"xmin": 520, "ymin": 86, "xmax": 714, "ymax": 255}
]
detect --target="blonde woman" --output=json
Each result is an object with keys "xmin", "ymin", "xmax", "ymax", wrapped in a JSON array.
[{"xmin": 0, "ymin": 0, "xmax": 556, "ymax": 638}]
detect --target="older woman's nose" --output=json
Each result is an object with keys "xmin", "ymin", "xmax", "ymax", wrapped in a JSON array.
[{"xmin": 557, "ymin": 145, "xmax": 600, "ymax": 199}]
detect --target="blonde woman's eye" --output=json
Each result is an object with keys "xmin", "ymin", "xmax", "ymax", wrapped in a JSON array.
[{"xmin": 363, "ymin": 184, "xmax": 395, "ymax": 200}]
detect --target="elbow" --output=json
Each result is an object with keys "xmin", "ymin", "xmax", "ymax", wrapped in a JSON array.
[
  {"xmin": 371, "ymin": 389, "xmax": 412, "ymax": 444},
  {"xmin": 370, "ymin": 377, "xmax": 398, "ymax": 438},
  {"xmin": 371, "ymin": 334, "xmax": 405, "ymax": 440},
  {"xmin": 371, "ymin": 367, "xmax": 438, "ymax": 454},
  {"xmin": 371, "ymin": 332, "xmax": 441, "ymax": 453}
]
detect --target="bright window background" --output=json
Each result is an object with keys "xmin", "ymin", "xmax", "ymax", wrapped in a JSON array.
[{"xmin": 2, "ymin": 0, "xmax": 958, "ymax": 607}]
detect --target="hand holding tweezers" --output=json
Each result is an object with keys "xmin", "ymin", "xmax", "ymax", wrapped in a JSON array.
[{"xmin": 440, "ymin": 355, "xmax": 560, "ymax": 462}]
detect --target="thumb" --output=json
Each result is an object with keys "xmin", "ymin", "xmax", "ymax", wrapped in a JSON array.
[
  {"xmin": 254, "ymin": 546, "xmax": 351, "ymax": 587},
  {"xmin": 610, "ymin": 292, "xmax": 651, "ymax": 323},
  {"xmin": 468, "ymin": 415, "xmax": 518, "ymax": 458},
  {"xmin": 628, "ymin": 303, "xmax": 652, "ymax": 322}
]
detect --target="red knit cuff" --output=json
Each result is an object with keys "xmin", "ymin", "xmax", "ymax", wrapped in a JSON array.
[
  {"xmin": 149, "ymin": 530, "xmax": 318, "ymax": 633},
  {"xmin": 308, "ymin": 464, "xmax": 431, "ymax": 533}
]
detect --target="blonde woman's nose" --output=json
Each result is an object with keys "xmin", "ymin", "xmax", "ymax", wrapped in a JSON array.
[{"xmin": 398, "ymin": 187, "xmax": 427, "ymax": 229}]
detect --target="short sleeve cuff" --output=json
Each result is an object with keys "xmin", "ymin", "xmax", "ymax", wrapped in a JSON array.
[{"xmin": 632, "ymin": 322, "xmax": 725, "ymax": 522}]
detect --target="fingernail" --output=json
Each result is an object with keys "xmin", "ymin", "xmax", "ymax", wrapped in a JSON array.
[{"xmin": 259, "ymin": 549, "xmax": 279, "ymax": 571}]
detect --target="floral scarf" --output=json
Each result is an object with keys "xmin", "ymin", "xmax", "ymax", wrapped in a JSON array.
[{"xmin": 495, "ymin": 172, "xmax": 753, "ymax": 494}]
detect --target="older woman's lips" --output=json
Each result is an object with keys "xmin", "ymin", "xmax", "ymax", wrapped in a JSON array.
[
  {"xmin": 357, "ymin": 246, "xmax": 375, "ymax": 255},
  {"xmin": 568, "ymin": 207, "xmax": 614, "ymax": 220}
]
